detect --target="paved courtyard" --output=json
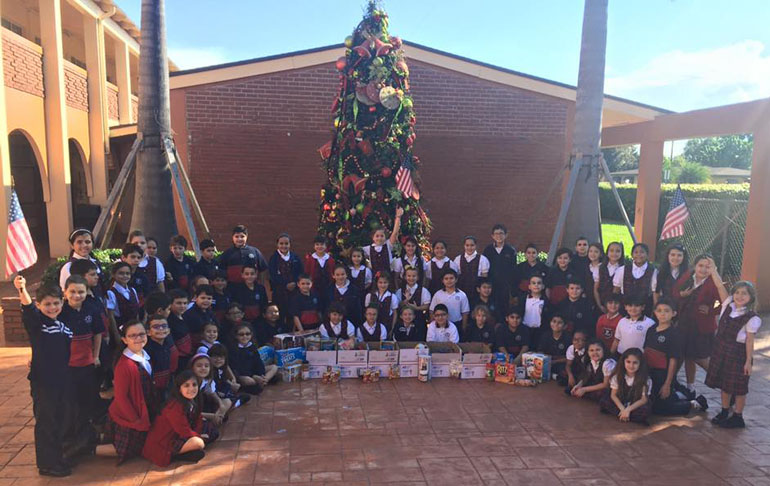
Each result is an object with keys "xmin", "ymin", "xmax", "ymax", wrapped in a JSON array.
[{"xmin": 2, "ymin": 334, "xmax": 770, "ymax": 485}]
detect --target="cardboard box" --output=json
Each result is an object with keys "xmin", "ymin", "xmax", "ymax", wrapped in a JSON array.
[
  {"xmin": 339, "ymin": 365, "xmax": 366, "ymax": 379},
  {"xmin": 258, "ymin": 345, "xmax": 275, "ymax": 365},
  {"xmin": 305, "ymin": 336, "xmax": 336, "ymax": 351},
  {"xmin": 368, "ymin": 342, "xmax": 399, "ymax": 365},
  {"xmin": 494, "ymin": 362, "xmax": 516, "ymax": 384},
  {"xmin": 369, "ymin": 363, "xmax": 395, "ymax": 377},
  {"xmin": 307, "ymin": 365, "xmax": 327, "ymax": 379},
  {"xmin": 521, "ymin": 352, "xmax": 552, "ymax": 383},
  {"xmin": 280, "ymin": 363, "xmax": 302, "ymax": 382},
  {"xmin": 461, "ymin": 364, "xmax": 488, "ymax": 379},
  {"xmin": 399, "ymin": 364, "xmax": 419, "ymax": 378},
  {"xmin": 275, "ymin": 347, "xmax": 306, "ymax": 368},
  {"xmin": 459, "ymin": 343, "xmax": 493, "ymax": 364},
  {"xmin": 398, "ymin": 341, "xmax": 427, "ymax": 365},
  {"xmin": 427, "ymin": 342, "xmax": 462, "ymax": 378},
  {"xmin": 274, "ymin": 330, "xmax": 319, "ymax": 349},
  {"xmin": 306, "ymin": 349, "xmax": 337, "ymax": 366},
  {"xmin": 337, "ymin": 342, "xmax": 368, "ymax": 365}
]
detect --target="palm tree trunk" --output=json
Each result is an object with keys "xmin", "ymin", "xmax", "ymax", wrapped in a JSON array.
[
  {"xmin": 561, "ymin": 0, "xmax": 608, "ymax": 246},
  {"xmin": 130, "ymin": 0, "xmax": 177, "ymax": 256}
]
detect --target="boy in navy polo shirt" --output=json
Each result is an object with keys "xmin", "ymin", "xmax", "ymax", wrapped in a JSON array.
[
  {"xmin": 228, "ymin": 263, "xmax": 268, "ymax": 322},
  {"xmin": 16, "ymin": 276, "xmax": 74, "ymax": 477},
  {"xmin": 121, "ymin": 243, "xmax": 148, "ymax": 311},
  {"xmin": 495, "ymin": 308, "xmax": 531, "ymax": 363},
  {"xmin": 164, "ymin": 234, "xmax": 196, "ymax": 292},
  {"xmin": 218, "ymin": 224, "xmax": 268, "ymax": 285},
  {"xmin": 482, "ymin": 224, "xmax": 517, "ymax": 317},
  {"xmin": 194, "ymin": 238, "xmax": 220, "ymax": 280},
  {"xmin": 183, "ymin": 284, "xmax": 217, "ymax": 347},
  {"xmin": 538, "ymin": 313, "xmax": 571, "ymax": 380},
  {"xmin": 557, "ymin": 279, "xmax": 596, "ymax": 336},
  {"xmin": 289, "ymin": 274, "xmax": 323, "ymax": 331}
]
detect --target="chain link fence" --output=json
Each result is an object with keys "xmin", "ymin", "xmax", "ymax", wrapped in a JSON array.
[{"xmin": 656, "ymin": 195, "xmax": 748, "ymax": 286}]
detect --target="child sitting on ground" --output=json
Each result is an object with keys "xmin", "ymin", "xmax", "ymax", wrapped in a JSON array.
[
  {"xmin": 426, "ymin": 304, "xmax": 460, "ymax": 343},
  {"xmin": 538, "ymin": 314, "xmax": 571, "ymax": 380},
  {"xmin": 228, "ymin": 324, "xmax": 279, "ymax": 394},
  {"xmin": 495, "ymin": 308, "xmax": 530, "ymax": 364},
  {"xmin": 356, "ymin": 304, "xmax": 388, "ymax": 342},
  {"xmin": 189, "ymin": 354, "xmax": 231, "ymax": 426},
  {"xmin": 600, "ymin": 348, "xmax": 653, "ymax": 425},
  {"xmin": 570, "ymin": 339, "xmax": 615, "ymax": 401}
]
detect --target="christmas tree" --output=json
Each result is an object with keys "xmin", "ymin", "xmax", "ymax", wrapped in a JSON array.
[{"xmin": 317, "ymin": 1, "xmax": 431, "ymax": 257}]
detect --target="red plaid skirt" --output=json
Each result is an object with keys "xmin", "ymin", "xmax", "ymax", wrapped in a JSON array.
[
  {"xmin": 599, "ymin": 390, "xmax": 651, "ymax": 424},
  {"xmin": 706, "ymin": 336, "xmax": 749, "ymax": 395},
  {"xmin": 105, "ymin": 418, "xmax": 147, "ymax": 463},
  {"xmin": 170, "ymin": 418, "xmax": 220, "ymax": 454}
]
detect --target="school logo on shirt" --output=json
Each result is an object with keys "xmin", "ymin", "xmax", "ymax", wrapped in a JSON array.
[
  {"xmin": 657, "ymin": 335, "xmax": 666, "ymax": 343},
  {"xmin": 84, "ymin": 315, "xmax": 93, "ymax": 324},
  {"xmin": 312, "ymin": 298, "xmax": 318, "ymax": 305},
  {"xmin": 576, "ymin": 312, "xmax": 583, "ymax": 319},
  {"xmin": 454, "ymin": 295, "xmax": 460, "ymax": 301},
  {"xmin": 515, "ymin": 335, "xmax": 521, "ymax": 342},
  {"xmin": 602, "ymin": 328, "xmax": 613, "ymax": 338},
  {"xmin": 636, "ymin": 325, "xmax": 644, "ymax": 331},
  {"xmin": 558, "ymin": 343, "xmax": 565, "ymax": 350},
  {"xmin": 483, "ymin": 332, "xmax": 491, "ymax": 339},
  {"xmin": 248, "ymin": 253, "xmax": 255, "ymax": 259}
]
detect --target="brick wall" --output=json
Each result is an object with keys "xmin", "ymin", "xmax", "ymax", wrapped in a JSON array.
[
  {"xmin": 63, "ymin": 60, "xmax": 89, "ymax": 112},
  {"xmin": 107, "ymin": 83, "xmax": 119, "ymax": 121},
  {"xmin": 2, "ymin": 28, "xmax": 44, "ymax": 98},
  {"xmin": 180, "ymin": 59, "xmax": 568, "ymax": 256},
  {"xmin": 1, "ymin": 297, "xmax": 28, "ymax": 346}
]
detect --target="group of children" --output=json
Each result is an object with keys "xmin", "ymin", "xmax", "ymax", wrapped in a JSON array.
[{"xmin": 17, "ymin": 220, "xmax": 761, "ymax": 476}]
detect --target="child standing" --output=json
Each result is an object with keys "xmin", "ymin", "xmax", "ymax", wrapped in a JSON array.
[
  {"xmin": 520, "ymin": 275, "xmax": 547, "ymax": 347},
  {"xmin": 396, "ymin": 266, "xmax": 431, "ymax": 329},
  {"xmin": 595, "ymin": 242, "xmax": 624, "ymax": 313},
  {"xmin": 357, "ymin": 304, "xmax": 388, "ymax": 342},
  {"xmin": 545, "ymin": 248, "xmax": 575, "ymax": 306},
  {"xmin": 210, "ymin": 271, "xmax": 231, "ymax": 323},
  {"xmin": 426, "ymin": 240, "xmax": 459, "ymax": 295},
  {"xmin": 464, "ymin": 304, "xmax": 496, "ymax": 348},
  {"xmin": 183, "ymin": 285, "xmax": 217, "ymax": 347},
  {"xmin": 59, "ymin": 229, "xmax": 105, "ymax": 295},
  {"xmin": 613, "ymin": 243, "xmax": 658, "ymax": 316},
  {"xmin": 595, "ymin": 295, "xmax": 622, "ymax": 351},
  {"xmin": 228, "ymin": 264, "xmax": 269, "ymax": 322},
  {"xmin": 426, "ymin": 304, "xmax": 460, "ymax": 343},
  {"xmin": 105, "ymin": 262, "xmax": 140, "ymax": 335},
  {"xmin": 515, "ymin": 243, "xmax": 548, "ymax": 298},
  {"xmin": 482, "ymin": 224, "xmax": 518, "ymax": 317},
  {"xmin": 655, "ymin": 244, "xmax": 688, "ymax": 304},
  {"xmin": 365, "ymin": 271, "xmax": 399, "ymax": 330},
  {"xmin": 304, "ymin": 236, "xmax": 335, "ymax": 309},
  {"xmin": 218, "ymin": 224, "xmax": 269, "ymax": 285},
  {"xmin": 391, "ymin": 235, "xmax": 427, "ymax": 288},
  {"xmin": 121, "ymin": 243, "xmax": 150, "ymax": 312},
  {"xmin": 194, "ymin": 239, "xmax": 220, "ymax": 280},
  {"xmin": 228, "ymin": 324, "xmax": 279, "ymax": 394},
  {"xmin": 454, "ymin": 236, "xmax": 490, "ymax": 298},
  {"xmin": 571, "ymin": 339, "xmax": 615, "ymax": 401},
  {"xmin": 557, "ymin": 280, "xmax": 596, "ymax": 336},
  {"xmin": 470, "ymin": 278, "xmax": 504, "ymax": 326},
  {"xmin": 129, "ymin": 230, "xmax": 166, "ymax": 294},
  {"xmin": 145, "ymin": 314, "xmax": 178, "ymax": 403},
  {"xmin": 393, "ymin": 305, "xmax": 425, "ymax": 342},
  {"xmin": 586, "ymin": 243, "xmax": 604, "ymax": 309},
  {"xmin": 288, "ymin": 275, "xmax": 323, "ymax": 331},
  {"xmin": 495, "ymin": 308, "xmax": 530, "ymax": 363},
  {"xmin": 645, "ymin": 300, "xmax": 708, "ymax": 416},
  {"xmin": 348, "ymin": 247, "xmax": 373, "ymax": 295},
  {"xmin": 611, "ymin": 296, "xmax": 655, "ymax": 357},
  {"xmin": 142, "ymin": 370, "xmax": 212, "ymax": 466},
  {"xmin": 429, "ymin": 270, "xmax": 470, "ymax": 335},
  {"xmin": 268, "ymin": 233, "xmax": 303, "ymax": 323},
  {"xmin": 572, "ymin": 236, "xmax": 591, "ymax": 274},
  {"xmin": 600, "ymin": 348, "xmax": 652, "ymax": 424},
  {"xmin": 16, "ymin": 276, "xmax": 74, "ymax": 477},
  {"xmin": 330, "ymin": 264, "xmax": 364, "ymax": 326},
  {"xmin": 165, "ymin": 234, "xmax": 196, "ymax": 292},
  {"xmin": 706, "ymin": 281, "xmax": 762, "ymax": 428},
  {"xmin": 364, "ymin": 207, "xmax": 403, "ymax": 275},
  {"xmin": 167, "ymin": 289, "xmax": 193, "ymax": 369}
]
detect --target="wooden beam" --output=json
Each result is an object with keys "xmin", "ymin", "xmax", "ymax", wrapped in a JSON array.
[
  {"xmin": 164, "ymin": 138, "xmax": 200, "ymax": 258},
  {"xmin": 172, "ymin": 145, "xmax": 210, "ymax": 238},
  {"xmin": 93, "ymin": 138, "xmax": 140, "ymax": 247}
]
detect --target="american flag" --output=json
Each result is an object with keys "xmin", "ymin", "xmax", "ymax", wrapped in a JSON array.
[
  {"xmin": 5, "ymin": 190, "xmax": 37, "ymax": 277},
  {"xmin": 396, "ymin": 157, "xmax": 418, "ymax": 200},
  {"xmin": 660, "ymin": 185, "xmax": 690, "ymax": 240}
]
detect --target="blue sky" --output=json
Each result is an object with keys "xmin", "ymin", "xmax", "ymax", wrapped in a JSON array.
[{"xmin": 115, "ymin": 0, "xmax": 770, "ymax": 114}]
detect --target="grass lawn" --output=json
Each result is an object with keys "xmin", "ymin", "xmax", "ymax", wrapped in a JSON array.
[{"xmin": 601, "ymin": 221, "xmax": 635, "ymax": 250}]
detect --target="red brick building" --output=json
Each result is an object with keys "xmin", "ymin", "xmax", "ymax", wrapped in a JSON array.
[{"xmin": 169, "ymin": 42, "xmax": 666, "ymax": 255}]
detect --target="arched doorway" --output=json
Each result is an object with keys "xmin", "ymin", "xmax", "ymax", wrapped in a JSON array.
[
  {"xmin": 69, "ymin": 139, "xmax": 98, "ymax": 229},
  {"xmin": 9, "ymin": 130, "xmax": 49, "ymax": 258}
]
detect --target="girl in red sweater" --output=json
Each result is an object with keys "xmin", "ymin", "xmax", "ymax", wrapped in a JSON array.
[
  {"xmin": 97, "ymin": 320, "xmax": 156, "ymax": 463},
  {"xmin": 143, "ymin": 370, "xmax": 218, "ymax": 466}
]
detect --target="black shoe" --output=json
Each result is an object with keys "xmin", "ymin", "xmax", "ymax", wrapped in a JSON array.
[
  {"xmin": 711, "ymin": 409, "xmax": 730, "ymax": 424},
  {"xmin": 695, "ymin": 395, "xmax": 709, "ymax": 412},
  {"xmin": 719, "ymin": 414, "xmax": 746, "ymax": 429},
  {"xmin": 39, "ymin": 466, "xmax": 72, "ymax": 477},
  {"xmin": 173, "ymin": 450, "xmax": 205, "ymax": 463},
  {"xmin": 730, "ymin": 395, "xmax": 736, "ymax": 407}
]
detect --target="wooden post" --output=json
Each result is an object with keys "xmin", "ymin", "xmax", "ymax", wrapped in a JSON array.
[
  {"xmin": 634, "ymin": 140, "xmax": 664, "ymax": 255},
  {"xmin": 742, "ymin": 122, "xmax": 770, "ymax": 311},
  {"xmin": 547, "ymin": 155, "xmax": 583, "ymax": 264}
]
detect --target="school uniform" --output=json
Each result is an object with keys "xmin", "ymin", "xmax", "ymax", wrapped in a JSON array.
[
  {"xmin": 464, "ymin": 322, "xmax": 496, "ymax": 348},
  {"xmin": 320, "ymin": 320, "xmax": 356, "ymax": 340},
  {"xmin": 227, "ymin": 281, "xmax": 268, "ymax": 322},
  {"xmin": 578, "ymin": 358, "xmax": 616, "ymax": 401},
  {"xmin": 393, "ymin": 323, "xmax": 425, "ymax": 342},
  {"xmin": 673, "ymin": 271, "xmax": 722, "ymax": 360},
  {"xmin": 614, "ymin": 316, "xmax": 655, "ymax": 354},
  {"xmin": 644, "ymin": 324, "xmax": 692, "ymax": 415},
  {"xmin": 268, "ymin": 250, "xmax": 303, "ymax": 320},
  {"xmin": 454, "ymin": 251, "xmax": 490, "ymax": 298},
  {"xmin": 537, "ymin": 332, "xmax": 570, "ymax": 376},
  {"xmin": 211, "ymin": 290, "xmax": 231, "ymax": 323},
  {"xmin": 705, "ymin": 299, "xmax": 761, "ymax": 396},
  {"xmin": 391, "ymin": 254, "xmax": 428, "ymax": 286},
  {"xmin": 655, "ymin": 268, "xmax": 681, "ymax": 301},
  {"xmin": 213, "ymin": 367, "xmax": 250, "ymax": 406},
  {"xmin": 364, "ymin": 240, "xmax": 394, "ymax": 275},
  {"xmin": 396, "ymin": 284, "xmax": 431, "ymax": 329},
  {"xmin": 596, "ymin": 262, "xmax": 620, "ymax": 307},
  {"xmin": 86, "ymin": 294, "xmax": 112, "ymax": 384},
  {"xmin": 469, "ymin": 295, "xmax": 504, "ymax": 326},
  {"xmin": 356, "ymin": 321, "xmax": 388, "ymax": 342},
  {"xmin": 613, "ymin": 262, "xmax": 658, "ymax": 315},
  {"xmin": 349, "ymin": 265, "xmax": 373, "ymax": 295},
  {"xmin": 596, "ymin": 313, "xmax": 622, "ymax": 351},
  {"xmin": 142, "ymin": 399, "xmax": 211, "ymax": 467},
  {"xmin": 600, "ymin": 374, "xmax": 653, "ymax": 423},
  {"xmin": 289, "ymin": 291, "xmax": 323, "ymax": 330},
  {"xmin": 168, "ymin": 313, "xmax": 193, "ymax": 363},
  {"xmin": 329, "ymin": 280, "xmax": 365, "ymax": 326},
  {"xmin": 196, "ymin": 339, "xmax": 221, "ymax": 356},
  {"xmin": 136, "ymin": 255, "xmax": 165, "ymax": 294},
  {"xmin": 425, "ymin": 257, "xmax": 460, "ymax": 295},
  {"xmin": 556, "ymin": 296, "xmax": 596, "ymax": 336},
  {"xmin": 494, "ymin": 324, "xmax": 530, "ymax": 357},
  {"xmin": 544, "ymin": 265, "xmax": 576, "ymax": 306},
  {"xmin": 106, "ymin": 350, "xmax": 156, "ymax": 463},
  {"xmin": 228, "ymin": 341, "xmax": 267, "ymax": 395},
  {"xmin": 194, "ymin": 257, "xmax": 221, "ymax": 281},
  {"xmin": 515, "ymin": 260, "xmax": 549, "ymax": 295},
  {"xmin": 483, "ymin": 243, "xmax": 517, "ymax": 316},
  {"xmin": 566, "ymin": 344, "xmax": 587, "ymax": 383},
  {"xmin": 164, "ymin": 255, "xmax": 196, "ymax": 292},
  {"xmin": 426, "ymin": 321, "xmax": 460, "ymax": 343},
  {"xmin": 218, "ymin": 244, "xmax": 268, "ymax": 284},
  {"xmin": 59, "ymin": 253, "xmax": 106, "ymax": 296},
  {"xmin": 304, "ymin": 253, "xmax": 335, "ymax": 308},
  {"xmin": 429, "ymin": 289, "xmax": 470, "ymax": 326},
  {"xmin": 145, "ymin": 336, "xmax": 178, "ymax": 401},
  {"xmin": 22, "ymin": 304, "xmax": 74, "ymax": 471},
  {"xmin": 60, "ymin": 301, "xmax": 104, "ymax": 440},
  {"xmin": 520, "ymin": 294, "xmax": 547, "ymax": 346},
  {"xmin": 365, "ymin": 290, "xmax": 399, "ymax": 330},
  {"xmin": 253, "ymin": 318, "xmax": 287, "ymax": 347},
  {"xmin": 183, "ymin": 304, "xmax": 217, "ymax": 347},
  {"xmin": 106, "ymin": 283, "xmax": 141, "ymax": 330}
]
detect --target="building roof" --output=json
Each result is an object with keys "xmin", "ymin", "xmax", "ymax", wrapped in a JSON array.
[{"xmin": 168, "ymin": 41, "xmax": 672, "ymax": 125}]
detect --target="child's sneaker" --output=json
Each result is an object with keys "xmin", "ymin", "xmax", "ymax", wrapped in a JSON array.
[
  {"xmin": 711, "ymin": 408, "xmax": 730, "ymax": 424},
  {"xmin": 719, "ymin": 414, "xmax": 745, "ymax": 429},
  {"xmin": 694, "ymin": 395, "xmax": 709, "ymax": 412}
]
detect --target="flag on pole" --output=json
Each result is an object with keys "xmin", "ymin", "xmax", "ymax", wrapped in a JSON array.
[
  {"xmin": 396, "ymin": 157, "xmax": 420, "ymax": 200},
  {"xmin": 660, "ymin": 185, "xmax": 690, "ymax": 240},
  {"xmin": 6, "ymin": 189, "xmax": 38, "ymax": 277}
]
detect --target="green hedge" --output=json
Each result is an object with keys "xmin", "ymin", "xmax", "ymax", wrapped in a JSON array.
[{"xmin": 600, "ymin": 183, "xmax": 750, "ymax": 224}]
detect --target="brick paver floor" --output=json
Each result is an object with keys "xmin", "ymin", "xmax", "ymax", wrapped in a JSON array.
[{"xmin": 2, "ymin": 333, "xmax": 770, "ymax": 485}]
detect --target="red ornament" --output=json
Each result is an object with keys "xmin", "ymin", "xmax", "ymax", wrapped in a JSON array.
[
  {"xmin": 318, "ymin": 141, "xmax": 332, "ymax": 160},
  {"xmin": 335, "ymin": 57, "xmax": 347, "ymax": 71},
  {"xmin": 358, "ymin": 140, "xmax": 374, "ymax": 156},
  {"xmin": 369, "ymin": 106, "xmax": 376, "ymax": 112},
  {"xmin": 323, "ymin": 203, "xmax": 332, "ymax": 211},
  {"xmin": 380, "ymin": 167, "xmax": 392, "ymax": 178}
]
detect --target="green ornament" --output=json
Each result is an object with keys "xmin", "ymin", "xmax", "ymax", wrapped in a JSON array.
[
  {"xmin": 356, "ymin": 203, "xmax": 365, "ymax": 212},
  {"xmin": 372, "ymin": 57, "xmax": 384, "ymax": 66},
  {"xmin": 402, "ymin": 98, "xmax": 413, "ymax": 109},
  {"xmin": 344, "ymin": 36, "xmax": 353, "ymax": 48}
]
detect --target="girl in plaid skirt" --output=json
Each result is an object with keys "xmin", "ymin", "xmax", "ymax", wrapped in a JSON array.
[{"xmin": 706, "ymin": 281, "xmax": 762, "ymax": 429}]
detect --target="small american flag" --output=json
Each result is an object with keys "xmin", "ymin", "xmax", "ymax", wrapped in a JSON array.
[
  {"xmin": 660, "ymin": 185, "xmax": 690, "ymax": 240},
  {"xmin": 396, "ymin": 157, "xmax": 419, "ymax": 200},
  {"xmin": 6, "ymin": 190, "xmax": 37, "ymax": 277}
]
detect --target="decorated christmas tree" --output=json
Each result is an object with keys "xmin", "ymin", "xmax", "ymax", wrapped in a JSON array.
[{"xmin": 317, "ymin": 1, "xmax": 430, "ymax": 257}]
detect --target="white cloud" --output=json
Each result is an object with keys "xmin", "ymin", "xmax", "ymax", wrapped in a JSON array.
[
  {"xmin": 606, "ymin": 41, "xmax": 770, "ymax": 111},
  {"xmin": 168, "ymin": 46, "xmax": 230, "ymax": 70}
]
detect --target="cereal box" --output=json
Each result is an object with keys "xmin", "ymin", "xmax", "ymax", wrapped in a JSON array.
[
  {"xmin": 280, "ymin": 363, "xmax": 302, "ymax": 382},
  {"xmin": 275, "ymin": 347, "xmax": 306, "ymax": 368},
  {"xmin": 521, "ymin": 352, "xmax": 552, "ymax": 383},
  {"xmin": 258, "ymin": 345, "xmax": 275, "ymax": 365}
]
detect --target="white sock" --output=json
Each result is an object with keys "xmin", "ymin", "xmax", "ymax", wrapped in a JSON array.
[
  {"xmin": 690, "ymin": 400, "xmax": 702, "ymax": 411},
  {"xmin": 687, "ymin": 383, "xmax": 696, "ymax": 392}
]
